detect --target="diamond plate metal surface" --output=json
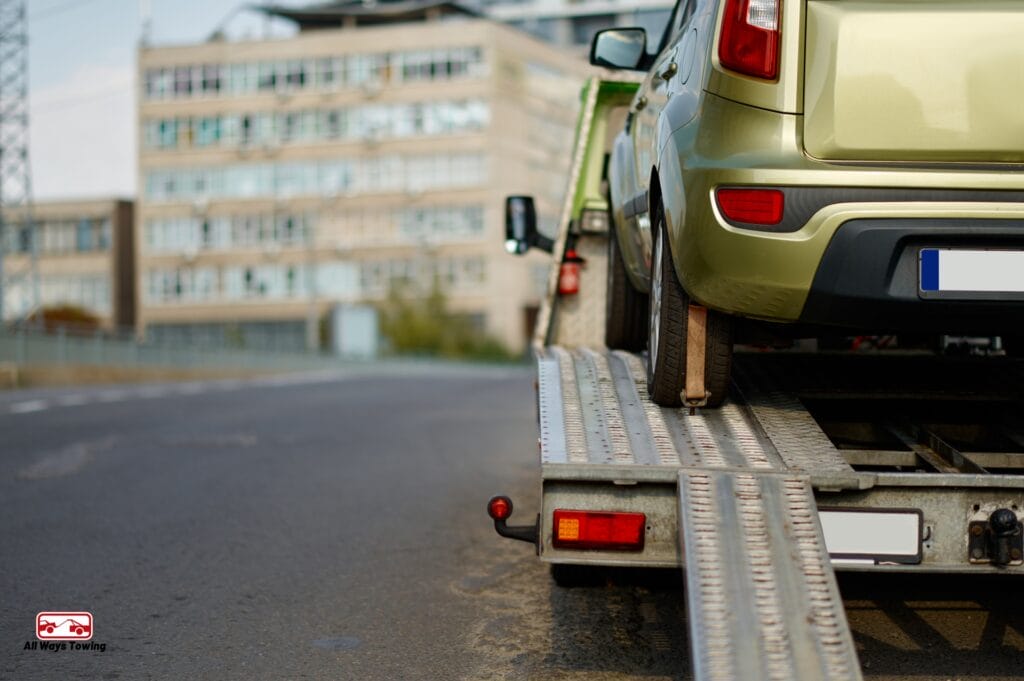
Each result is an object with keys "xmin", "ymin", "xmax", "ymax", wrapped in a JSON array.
[
  {"xmin": 679, "ymin": 470, "xmax": 862, "ymax": 681},
  {"xmin": 539, "ymin": 347, "xmax": 792, "ymax": 472},
  {"xmin": 537, "ymin": 357, "xmax": 567, "ymax": 464},
  {"xmin": 734, "ymin": 360, "xmax": 854, "ymax": 475}
]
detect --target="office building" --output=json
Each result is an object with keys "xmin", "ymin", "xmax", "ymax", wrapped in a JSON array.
[
  {"xmin": 1, "ymin": 198, "xmax": 135, "ymax": 329},
  {"xmin": 137, "ymin": 0, "xmax": 591, "ymax": 352}
]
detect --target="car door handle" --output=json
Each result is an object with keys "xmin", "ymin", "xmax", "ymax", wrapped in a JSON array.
[
  {"xmin": 634, "ymin": 96, "xmax": 648, "ymax": 112},
  {"xmin": 660, "ymin": 62, "xmax": 678, "ymax": 80}
]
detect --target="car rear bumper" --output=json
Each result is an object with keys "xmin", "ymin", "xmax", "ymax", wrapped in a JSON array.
[
  {"xmin": 800, "ymin": 218, "xmax": 1024, "ymax": 332},
  {"xmin": 658, "ymin": 93, "xmax": 1024, "ymax": 328}
]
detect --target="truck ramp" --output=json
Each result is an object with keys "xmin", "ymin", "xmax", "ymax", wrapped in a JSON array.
[
  {"xmin": 680, "ymin": 469, "xmax": 860, "ymax": 681},
  {"xmin": 538, "ymin": 345, "xmax": 864, "ymax": 681},
  {"xmin": 538, "ymin": 346, "xmax": 857, "ymax": 479}
]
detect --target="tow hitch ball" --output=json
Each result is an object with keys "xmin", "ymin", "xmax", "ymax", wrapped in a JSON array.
[
  {"xmin": 969, "ymin": 508, "xmax": 1023, "ymax": 566},
  {"xmin": 487, "ymin": 496, "xmax": 539, "ymax": 552}
]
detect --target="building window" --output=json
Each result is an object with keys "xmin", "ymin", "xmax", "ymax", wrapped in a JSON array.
[
  {"xmin": 316, "ymin": 57, "xmax": 341, "ymax": 89},
  {"xmin": 284, "ymin": 60, "xmax": 307, "ymax": 89},
  {"xmin": 196, "ymin": 117, "xmax": 221, "ymax": 147},
  {"xmin": 201, "ymin": 64, "xmax": 222, "ymax": 93},
  {"xmin": 143, "ymin": 100, "xmax": 488, "ymax": 152},
  {"xmin": 144, "ymin": 47, "xmax": 487, "ymax": 101},
  {"xmin": 174, "ymin": 66, "xmax": 193, "ymax": 96},
  {"xmin": 240, "ymin": 115, "xmax": 253, "ymax": 144},
  {"xmin": 144, "ymin": 154, "xmax": 486, "ymax": 202},
  {"xmin": 75, "ymin": 219, "xmax": 92, "ymax": 252},
  {"xmin": 258, "ymin": 61, "xmax": 277, "ymax": 91},
  {"xmin": 17, "ymin": 225, "xmax": 32, "ymax": 253}
]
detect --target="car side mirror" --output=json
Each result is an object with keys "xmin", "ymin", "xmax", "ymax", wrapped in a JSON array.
[
  {"xmin": 590, "ymin": 28, "xmax": 647, "ymax": 70},
  {"xmin": 505, "ymin": 195, "xmax": 553, "ymax": 255}
]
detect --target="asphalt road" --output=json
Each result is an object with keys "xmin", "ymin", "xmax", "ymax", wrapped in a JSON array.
[{"xmin": 2, "ymin": 363, "xmax": 1023, "ymax": 680}]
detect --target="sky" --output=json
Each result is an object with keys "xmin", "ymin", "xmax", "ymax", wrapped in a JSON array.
[{"xmin": 27, "ymin": 0, "xmax": 305, "ymax": 200}]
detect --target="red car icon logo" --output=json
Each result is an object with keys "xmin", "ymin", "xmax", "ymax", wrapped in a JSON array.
[{"xmin": 36, "ymin": 612, "xmax": 93, "ymax": 640}]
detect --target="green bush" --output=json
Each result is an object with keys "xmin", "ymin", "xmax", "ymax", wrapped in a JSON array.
[{"xmin": 378, "ymin": 281, "xmax": 515, "ymax": 362}]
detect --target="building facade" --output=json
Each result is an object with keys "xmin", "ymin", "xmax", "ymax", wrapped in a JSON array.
[
  {"xmin": 1, "ymin": 198, "xmax": 135, "ymax": 329},
  {"xmin": 137, "ymin": 5, "xmax": 590, "ymax": 353}
]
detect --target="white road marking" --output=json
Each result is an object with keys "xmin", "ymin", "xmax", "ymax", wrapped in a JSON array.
[
  {"xmin": 2, "ymin": 364, "xmax": 508, "ymax": 415},
  {"xmin": 10, "ymin": 400, "xmax": 48, "ymax": 413}
]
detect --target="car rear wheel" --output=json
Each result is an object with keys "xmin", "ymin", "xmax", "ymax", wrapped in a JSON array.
[
  {"xmin": 605, "ymin": 227, "xmax": 648, "ymax": 351},
  {"xmin": 646, "ymin": 206, "xmax": 733, "ymax": 408}
]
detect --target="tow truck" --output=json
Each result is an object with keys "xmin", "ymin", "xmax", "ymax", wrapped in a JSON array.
[{"xmin": 488, "ymin": 77, "xmax": 1024, "ymax": 681}]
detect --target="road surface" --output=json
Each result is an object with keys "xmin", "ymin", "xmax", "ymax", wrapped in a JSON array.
[{"xmin": 1, "ymin": 363, "xmax": 1023, "ymax": 680}]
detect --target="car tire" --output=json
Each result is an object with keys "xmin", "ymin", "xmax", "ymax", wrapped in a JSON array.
[
  {"xmin": 605, "ymin": 227, "xmax": 648, "ymax": 351},
  {"xmin": 646, "ymin": 205, "xmax": 733, "ymax": 408}
]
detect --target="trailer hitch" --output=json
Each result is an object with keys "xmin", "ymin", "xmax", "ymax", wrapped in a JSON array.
[
  {"xmin": 487, "ymin": 496, "xmax": 539, "ymax": 552},
  {"xmin": 968, "ymin": 508, "xmax": 1023, "ymax": 566}
]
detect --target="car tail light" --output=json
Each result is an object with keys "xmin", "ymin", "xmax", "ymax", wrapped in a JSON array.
[
  {"xmin": 719, "ymin": 0, "xmax": 782, "ymax": 80},
  {"xmin": 552, "ymin": 510, "xmax": 646, "ymax": 551},
  {"xmin": 715, "ymin": 188, "xmax": 784, "ymax": 225}
]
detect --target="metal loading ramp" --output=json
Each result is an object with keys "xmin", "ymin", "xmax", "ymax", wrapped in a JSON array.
[
  {"xmin": 538, "ymin": 346, "xmax": 861, "ymax": 478},
  {"xmin": 679, "ymin": 469, "xmax": 860, "ymax": 681},
  {"xmin": 538, "ymin": 345, "xmax": 864, "ymax": 681}
]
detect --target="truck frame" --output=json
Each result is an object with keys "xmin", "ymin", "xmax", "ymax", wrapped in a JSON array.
[{"xmin": 490, "ymin": 77, "xmax": 1024, "ymax": 681}]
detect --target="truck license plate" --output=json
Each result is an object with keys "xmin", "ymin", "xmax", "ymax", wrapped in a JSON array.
[
  {"xmin": 920, "ymin": 248, "xmax": 1024, "ymax": 297},
  {"xmin": 819, "ymin": 509, "xmax": 922, "ymax": 565}
]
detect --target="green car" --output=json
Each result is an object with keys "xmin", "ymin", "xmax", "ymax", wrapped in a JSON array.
[{"xmin": 593, "ymin": 0, "xmax": 1024, "ymax": 407}]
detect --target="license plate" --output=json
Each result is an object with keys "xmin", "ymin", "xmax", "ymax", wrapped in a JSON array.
[
  {"xmin": 920, "ymin": 248, "xmax": 1024, "ymax": 297},
  {"xmin": 819, "ymin": 508, "xmax": 922, "ymax": 565}
]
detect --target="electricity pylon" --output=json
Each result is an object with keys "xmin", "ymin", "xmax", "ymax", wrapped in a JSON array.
[{"xmin": 0, "ymin": 0, "xmax": 38, "ymax": 324}]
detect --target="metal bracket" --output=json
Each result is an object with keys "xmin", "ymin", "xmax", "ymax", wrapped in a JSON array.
[
  {"xmin": 488, "ymin": 496, "xmax": 540, "ymax": 554},
  {"xmin": 968, "ymin": 510, "xmax": 1023, "ymax": 566},
  {"xmin": 683, "ymin": 304, "xmax": 709, "ymax": 411}
]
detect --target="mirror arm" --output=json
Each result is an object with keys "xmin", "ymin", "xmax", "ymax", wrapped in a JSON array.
[{"xmin": 531, "ymin": 233, "xmax": 554, "ymax": 254}]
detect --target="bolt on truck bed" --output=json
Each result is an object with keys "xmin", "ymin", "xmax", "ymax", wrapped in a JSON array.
[{"xmin": 492, "ymin": 77, "xmax": 1024, "ymax": 681}]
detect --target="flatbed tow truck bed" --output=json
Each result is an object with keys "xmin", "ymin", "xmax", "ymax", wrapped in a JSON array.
[
  {"xmin": 489, "ymin": 77, "xmax": 1024, "ymax": 681},
  {"xmin": 536, "ymin": 347, "xmax": 1024, "ymax": 680}
]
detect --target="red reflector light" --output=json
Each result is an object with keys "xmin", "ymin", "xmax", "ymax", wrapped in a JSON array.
[
  {"xmin": 715, "ymin": 188, "xmax": 784, "ymax": 225},
  {"xmin": 552, "ymin": 510, "xmax": 646, "ymax": 551},
  {"xmin": 488, "ymin": 496, "xmax": 513, "ymax": 521},
  {"xmin": 719, "ymin": 0, "xmax": 781, "ymax": 80}
]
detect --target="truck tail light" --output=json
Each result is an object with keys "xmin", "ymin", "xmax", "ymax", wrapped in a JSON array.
[
  {"xmin": 715, "ymin": 187, "xmax": 784, "ymax": 225},
  {"xmin": 552, "ymin": 510, "xmax": 646, "ymax": 551},
  {"xmin": 719, "ymin": 0, "xmax": 782, "ymax": 80},
  {"xmin": 487, "ymin": 496, "xmax": 513, "ymax": 521}
]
